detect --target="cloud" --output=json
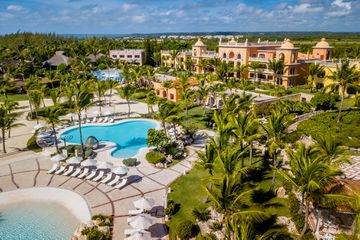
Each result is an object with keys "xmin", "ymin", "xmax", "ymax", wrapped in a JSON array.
[
  {"xmin": 7, "ymin": 5, "xmax": 24, "ymax": 11},
  {"xmin": 327, "ymin": 0, "xmax": 352, "ymax": 17},
  {"xmin": 132, "ymin": 14, "xmax": 146, "ymax": 23},
  {"xmin": 121, "ymin": 3, "xmax": 137, "ymax": 12},
  {"xmin": 235, "ymin": 3, "xmax": 263, "ymax": 14},
  {"xmin": 292, "ymin": 3, "xmax": 323, "ymax": 13},
  {"xmin": 331, "ymin": 0, "xmax": 352, "ymax": 10}
]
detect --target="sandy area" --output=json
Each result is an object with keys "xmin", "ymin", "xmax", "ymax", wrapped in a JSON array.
[{"xmin": 0, "ymin": 187, "xmax": 91, "ymax": 223}]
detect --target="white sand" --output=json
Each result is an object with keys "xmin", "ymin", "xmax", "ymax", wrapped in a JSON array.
[{"xmin": 0, "ymin": 187, "xmax": 91, "ymax": 223}]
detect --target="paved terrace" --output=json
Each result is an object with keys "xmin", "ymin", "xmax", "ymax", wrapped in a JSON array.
[{"xmin": 0, "ymin": 147, "xmax": 199, "ymax": 240}]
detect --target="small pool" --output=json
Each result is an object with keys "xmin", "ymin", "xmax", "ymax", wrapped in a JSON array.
[
  {"xmin": 61, "ymin": 120, "xmax": 158, "ymax": 158},
  {"xmin": 92, "ymin": 68, "xmax": 123, "ymax": 82},
  {"xmin": 0, "ymin": 202, "xmax": 80, "ymax": 240}
]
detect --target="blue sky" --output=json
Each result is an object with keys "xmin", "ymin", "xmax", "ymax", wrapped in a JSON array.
[{"xmin": 0, "ymin": 0, "xmax": 359, "ymax": 34}]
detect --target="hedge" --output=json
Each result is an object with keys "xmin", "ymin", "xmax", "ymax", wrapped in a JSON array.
[
  {"xmin": 146, "ymin": 151, "xmax": 165, "ymax": 164},
  {"xmin": 123, "ymin": 158, "xmax": 137, "ymax": 167}
]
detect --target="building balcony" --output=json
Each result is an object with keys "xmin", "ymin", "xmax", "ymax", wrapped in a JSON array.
[{"xmin": 248, "ymin": 57, "xmax": 270, "ymax": 63}]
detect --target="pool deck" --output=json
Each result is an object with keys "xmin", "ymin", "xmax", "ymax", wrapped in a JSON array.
[{"xmin": 0, "ymin": 146, "xmax": 199, "ymax": 240}]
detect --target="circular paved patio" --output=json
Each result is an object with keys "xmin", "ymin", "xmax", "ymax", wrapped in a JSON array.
[{"xmin": 0, "ymin": 148, "xmax": 198, "ymax": 239}]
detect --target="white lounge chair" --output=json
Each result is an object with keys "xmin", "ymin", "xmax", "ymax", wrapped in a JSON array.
[
  {"xmin": 71, "ymin": 168, "xmax": 82, "ymax": 177},
  {"xmin": 103, "ymin": 117, "xmax": 109, "ymax": 123},
  {"xmin": 86, "ymin": 118, "xmax": 91, "ymax": 123},
  {"xmin": 109, "ymin": 118, "xmax": 114, "ymax": 123},
  {"xmin": 63, "ymin": 166, "xmax": 74, "ymax": 176},
  {"xmin": 114, "ymin": 178, "xmax": 127, "ymax": 189},
  {"xmin": 91, "ymin": 117, "xmax": 97, "ymax": 123},
  {"xmin": 47, "ymin": 164, "xmax": 58, "ymax": 174},
  {"xmin": 97, "ymin": 118, "xmax": 104, "ymax": 123},
  {"xmin": 78, "ymin": 168, "xmax": 89, "ymax": 178},
  {"xmin": 54, "ymin": 166, "xmax": 66, "ymax": 175},
  {"xmin": 128, "ymin": 209, "xmax": 143, "ymax": 216},
  {"xmin": 92, "ymin": 171, "xmax": 105, "ymax": 181},
  {"xmin": 101, "ymin": 173, "xmax": 113, "ymax": 184},
  {"xmin": 107, "ymin": 175, "xmax": 120, "ymax": 186},
  {"xmin": 86, "ymin": 170, "xmax": 98, "ymax": 180}
]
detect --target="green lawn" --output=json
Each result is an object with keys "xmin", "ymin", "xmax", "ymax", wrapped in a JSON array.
[
  {"xmin": 166, "ymin": 157, "xmax": 290, "ymax": 239},
  {"xmin": 180, "ymin": 106, "xmax": 213, "ymax": 130},
  {"xmin": 335, "ymin": 97, "xmax": 356, "ymax": 110},
  {"xmin": 296, "ymin": 110, "xmax": 360, "ymax": 148},
  {"xmin": 0, "ymin": 94, "xmax": 28, "ymax": 102}
]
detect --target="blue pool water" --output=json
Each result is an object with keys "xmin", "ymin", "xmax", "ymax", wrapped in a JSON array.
[
  {"xmin": 0, "ymin": 202, "xmax": 79, "ymax": 240},
  {"xmin": 61, "ymin": 120, "xmax": 157, "ymax": 158}
]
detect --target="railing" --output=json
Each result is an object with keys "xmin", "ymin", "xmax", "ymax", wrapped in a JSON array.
[{"xmin": 249, "ymin": 57, "xmax": 270, "ymax": 62}]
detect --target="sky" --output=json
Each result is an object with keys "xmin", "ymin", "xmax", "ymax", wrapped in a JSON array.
[{"xmin": 0, "ymin": 0, "xmax": 359, "ymax": 34}]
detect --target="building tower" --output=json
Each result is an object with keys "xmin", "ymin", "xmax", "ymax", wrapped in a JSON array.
[
  {"xmin": 312, "ymin": 38, "xmax": 333, "ymax": 61},
  {"xmin": 192, "ymin": 38, "xmax": 207, "ymax": 74},
  {"xmin": 276, "ymin": 39, "xmax": 299, "ymax": 88}
]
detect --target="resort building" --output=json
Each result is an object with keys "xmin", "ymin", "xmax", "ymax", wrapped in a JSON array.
[
  {"xmin": 160, "ymin": 50, "xmax": 193, "ymax": 70},
  {"xmin": 44, "ymin": 51, "xmax": 72, "ymax": 69},
  {"xmin": 152, "ymin": 73, "xmax": 198, "ymax": 102},
  {"xmin": 161, "ymin": 38, "xmax": 335, "ymax": 88},
  {"xmin": 109, "ymin": 49, "xmax": 145, "ymax": 65}
]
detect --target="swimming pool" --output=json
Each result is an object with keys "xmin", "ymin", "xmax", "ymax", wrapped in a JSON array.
[
  {"xmin": 0, "ymin": 202, "xmax": 79, "ymax": 240},
  {"xmin": 61, "ymin": 120, "xmax": 158, "ymax": 158}
]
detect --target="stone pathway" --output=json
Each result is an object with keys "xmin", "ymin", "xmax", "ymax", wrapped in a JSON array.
[{"xmin": 0, "ymin": 148, "xmax": 198, "ymax": 240}]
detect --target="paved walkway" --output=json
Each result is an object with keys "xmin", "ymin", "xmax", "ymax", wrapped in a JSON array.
[{"xmin": 0, "ymin": 148, "xmax": 198, "ymax": 240}]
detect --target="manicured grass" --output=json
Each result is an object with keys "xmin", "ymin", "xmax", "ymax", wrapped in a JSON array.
[
  {"xmin": 296, "ymin": 110, "xmax": 360, "ymax": 148},
  {"xmin": 335, "ymin": 97, "xmax": 355, "ymax": 110},
  {"xmin": 180, "ymin": 106, "xmax": 213, "ymax": 130},
  {"xmin": 0, "ymin": 94, "xmax": 28, "ymax": 102}
]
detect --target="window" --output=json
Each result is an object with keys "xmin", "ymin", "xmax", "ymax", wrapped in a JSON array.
[
  {"xmin": 237, "ymin": 53, "xmax": 241, "ymax": 59},
  {"xmin": 291, "ymin": 53, "xmax": 296, "ymax": 63},
  {"xmin": 229, "ymin": 52, "xmax": 235, "ymax": 59},
  {"xmin": 170, "ymin": 94, "xmax": 174, "ymax": 100},
  {"xmin": 127, "ymin": 55, "xmax": 132, "ymax": 58},
  {"xmin": 259, "ymin": 54, "xmax": 265, "ymax": 58},
  {"xmin": 278, "ymin": 53, "xmax": 285, "ymax": 60},
  {"xmin": 290, "ymin": 67, "xmax": 295, "ymax": 75},
  {"xmin": 223, "ymin": 53, "xmax": 227, "ymax": 58},
  {"xmin": 111, "ymin": 55, "xmax": 117, "ymax": 58},
  {"xmin": 119, "ymin": 55, "xmax": 125, "ymax": 58},
  {"xmin": 134, "ymin": 55, "xmax": 140, "ymax": 58}
]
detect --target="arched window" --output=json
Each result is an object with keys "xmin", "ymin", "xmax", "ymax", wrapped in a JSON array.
[
  {"xmin": 229, "ymin": 52, "xmax": 235, "ymax": 59},
  {"xmin": 223, "ymin": 53, "xmax": 227, "ymax": 58},
  {"xmin": 278, "ymin": 53, "xmax": 285, "ymax": 61},
  {"xmin": 291, "ymin": 53, "xmax": 296, "ymax": 63},
  {"xmin": 237, "ymin": 53, "xmax": 241, "ymax": 59}
]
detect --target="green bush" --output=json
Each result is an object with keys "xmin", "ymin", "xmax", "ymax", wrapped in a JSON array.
[
  {"xmin": 310, "ymin": 92, "xmax": 337, "ymax": 110},
  {"xmin": 210, "ymin": 222, "xmax": 222, "ymax": 231},
  {"xmin": 146, "ymin": 151, "xmax": 165, "ymax": 164},
  {"xmin": 27, "ymin": 135, "xmax": 42, "ymax": 152},
  {"xmin": 123, "ymin": 158, "xmax": 138, "ymax": 167},
  {"xmin": 176, "ymin": 220, "xmax": 198, "ymax": 240},
  {"xmin": 131, "ymin": 92, "xmax": 147, "ymax": 100},
  {"xmin": 81, "ymin": 226, "xmax": 111, "ymax": 240},
  {"xmin": 288, "ymin": 192, "xmax": 305, "ymax": 232},
  {"xmin": 192, "ymin": 207, "xmax": 211, "ymax": 222},
  {"xmin": 164, "ymin": 200, "xmax": 180, "ymax": 216},
  {"xmin": 91, "ymin": 214, "xmax": 113, "ymax": 227}
]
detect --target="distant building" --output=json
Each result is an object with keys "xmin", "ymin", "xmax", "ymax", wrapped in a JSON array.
[
  {"xmin": 43, "ymin": 51, "xmax": 72, "ymax": 68},
  {"xmin": 109, "ymin": 49, "xmax": 145, "ymax": 65},
  {"xmin": 87, "ymin": 53, "xmax": 105, "ymax": 63}
]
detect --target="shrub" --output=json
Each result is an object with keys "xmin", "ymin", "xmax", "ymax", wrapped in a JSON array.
[
  {"xmin": 123, "ymin": 158, "xmax": 138, "ymax": 167},
  {"xmin": 164, "ymin": 200, "xmax": 180, "ymax": 216},
  {"xmin": 146, "ymin": 151, "xmax": 165, "ymax": 164},
  {"xmin": 27, "ymin": 135, "xmax": 42, "ymax": 152},
  {"xmin": 288, "ymin": 192, "xmax": 305, "ymax": 232},
  {"xmin": 131, "ymin": 92, "xmax": 147, "ymax": 100},
  {"xmin": 81, "ymin": 227, "xmax": 110, "ymax": 240},
  {"xmin": 146, "ymin": 129, "xmax": 168, "ymax": 150},
  {"xmin": 176, "ymin": 220, "xmax": 198, "ymax": 240},
  {"xmin": 310, "ymin": 92, "xmax": 337, "ymax": 110},
  {"xmin": 91, "ymin": 214, "xmax": 113, "ymax": 226},
  {"xmin": 210, "ymin": 222, "xmax": 222, "ymax": 231},
  {"xmin": 192, "ymin": 207, "xmax": 211, "ymax": 222}
]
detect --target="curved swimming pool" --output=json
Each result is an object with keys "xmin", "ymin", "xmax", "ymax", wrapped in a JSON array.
[{"xmin": 61, "ymin": 119, "xmax": 158, "ymax": 158}]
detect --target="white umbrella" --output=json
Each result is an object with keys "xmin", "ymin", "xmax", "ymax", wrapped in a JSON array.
[
  {"xmin": 51, "ymin": 154, "xmax": 66, "ymax": 162},
  {"xmin": 96, "ymin": 161, "xmax": 114, "ymax": 169},
  {"xmin": 34, "ymin": 123, "xmax": 45, "ymax": 130},
  {"xmin": 126, "ymin": 230, "xmax": 151, "ymax": 240},
  {"xmin": 67, "ymin": 156, "xmax": 83, "ymax": 164},
  {"xmin": 134, "ymin": 197, "xmax": 155, "ymax": 211},
  {"xmin": 112, "ymin": 166, "xmax": 129, "ymax": 175},
  {"xmin": 81, "ymin": 158, "xmax": 97, "ymax": 167},
  {"xmin": 128, "ymin": 214, "xmax": 153, "ymax": 230}
]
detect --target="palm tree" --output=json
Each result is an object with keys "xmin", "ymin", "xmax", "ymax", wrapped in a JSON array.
[
  {"xmin": 41, "ymin": 106, "xmax": 67, "ymax": 153},
  {"xmin": 145, "ymin": 91, "xmax": 157, "ymax": 114},
  {"xmin": 249, "ymin": 61, "xmax": 264, "ymax": 84},
  {"xmin": 277, "ymin": 143, "xmax": 342, "ymax": 240},
  {"xmin": 94, "ymin": 80, "xmax": 107, "ymax": 112},
  {"xmin": 72, "ymin": 79, "xmax": 94, "ymax": 156},
  {"xmin": 261, "ymin": 108, "xmax": 293, "ymax": 189},
  {"xmin": 162, "ymin": 80, "xmax": 173, "ymax": 98},
  {"xmin": 155, "ymin": 101, "xmax": 181, "ymax": 134},
  {"xmin": 307, "ymin": 63, "xmax": 325, "ymax": 92},
  {"xmin": 234, "ymin": 64, "xmax": 248, "ymax": 80},
  {"xmin": 0, "ymin": 73, "xmax": 17, "ymax": 99},
  {"xmin": 313, "ymin": 134, "xmax": 350, "ymax": 166},
  {"xmin": 169, "ymin": 50, "xmax": 180, "ymax": 68},
  {"xmin": 268, "ymin": 59, "xmax": 284, "ymax": 86},
  {"xmin": 181, "ymin": 88, "xmax": 193, "ymax": 128},
  {"xmin": 0, "ymin": 100, "xmax": 24, "ymax": 153},
  {"xmin": 151, "ymin": 52, "xmax": 161, "ymax": 67},
  {"xmin": 196, "ymin": 78, "xmax": 209, "ymax": 116},
  {"xmin": 196, "ymin": 144, "xmax": 217, "ymax": 175},
  {"xmin": 118, "ymin": 84, "xmax": 134, "ymax": 118},
  {"xmin": 327, "ymin": 61, "xmax": 360, "ymax": 121},
  {"xmin": 106, "ymin": 80, "xmax": 119, "ymax": 106}
]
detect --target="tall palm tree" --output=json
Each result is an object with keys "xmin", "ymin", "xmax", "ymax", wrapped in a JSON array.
[
  {"xmin": 278, "ymin": 143, "xmax": 342, "ymax": 240},
  {"xmin": 261, "ymin": 108, "xmax": 293, "ymax": 189},
  {"xmin": 106, "ymin": 80, "xmax": 119, "ymax": 106},
  {"xmin": 268, "ymin": 59, "xmax": 284, "ymax": 86},
  {"xmin": 181, "ymin": 88, "xmax": 193, "ymax": 128},
  {"xmin": 169, "ymin": 50, "xmax": 180, "ymax": 68},
  {"xmin": 196, "ymin": 144, "xmax": 217, "ymax": 175},
  {"xmin": 249, "ymin": 61, "xmax": 264, "ymax": 84},
  {"xmin": 313, "ymin": 134, "xmax": 350, "ymax": 166},
  {"xmin": 307, "ymin": 63, "xmax": 325, "ymax": 93},
  {"xmin": 155, "ymin": 101, "xmax": 181, "ymax": 134},
  {"xmin": 145, "ymin": 90, "xmax": 157, "ymax": 114},
  {"xmin": 94, "ymin": 80, "xmax": 107, "ymax": 112},
  {"xmin": 327, "ymin": 61, "xmax": 360, "ymax": 121},
  {"xmin": 234, "ymin": 64, "xmax": 248, "ymax": 80},
  {"xmin": 0, "ymin": 100, "xmax": 24, "ymax": 153},
  {"xmin": 0, "ymin": 73, "xmax": 17, "ymax": 99},
  {"xmin": 196, "ymin": 78, "xmax": 209, "ymax": 116},
  {"xmin": 118, "ymin": 84, "xmax": 134, "ymax": 118},
  {"xmin": 162, "ymin": 80, "xmax": 173, "ymax": 98}
]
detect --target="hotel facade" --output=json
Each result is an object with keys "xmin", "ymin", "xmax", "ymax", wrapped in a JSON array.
[
  {"xmin": 161, "ymin": 38, "xmax": 335, "ymax": 88},
  {"xmin": 109, "ymin": 49, "xmax": 145, "ymax": 65}
]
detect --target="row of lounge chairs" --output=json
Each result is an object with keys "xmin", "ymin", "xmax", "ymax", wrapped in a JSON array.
[
  {"xmin": 47, "ymin": 164, "xmax": 127, "ymax": 189},
  {"xmin": 86, "ymin": 117, "xmax": 115, "ymax": 124}
]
